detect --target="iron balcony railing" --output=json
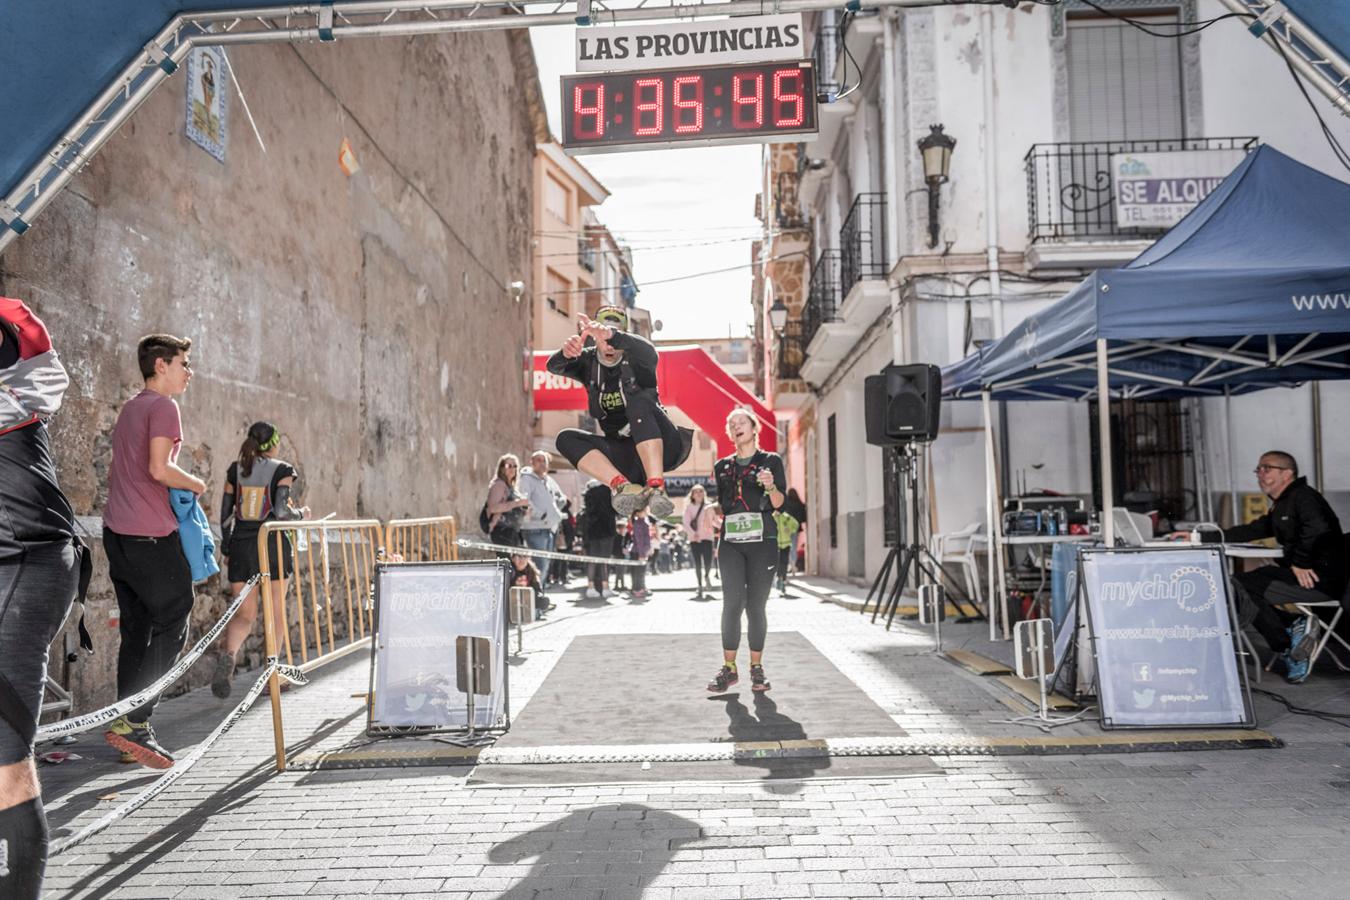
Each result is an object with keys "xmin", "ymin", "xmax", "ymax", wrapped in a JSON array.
[
  {"xmin": 803, "ymin": 250, "xmax": 842, "ymax": 348},
  {"xmin": 840, "ymin": 192, "xmax": 887, "ymax": 288},
  {"xmin": 1025, "ymin": 137, "xmax": 1258, "ymax": 243},
  {"xmin": 578, "ymin": 237, "xmax": 597, "ymax": 272},
  {"xmin": 777, "ymin": 318, "xmax": 806, "ymax": 380}
]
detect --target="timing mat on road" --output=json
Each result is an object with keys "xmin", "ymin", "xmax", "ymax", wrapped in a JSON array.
[{"xmin": 470, "ymin": 631, "xmax": 939, "ymax": 785}]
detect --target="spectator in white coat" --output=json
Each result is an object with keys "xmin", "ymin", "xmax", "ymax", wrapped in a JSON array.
[{"xmin": 519, "ymin": 451, "xmax": 564, "ymax": 598}]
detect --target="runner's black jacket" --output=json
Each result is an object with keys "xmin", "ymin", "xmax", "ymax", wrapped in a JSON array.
[
  {"xmin": 546, "ymin": 332, "xmax": 660, "ymax": 438},
  {"xmin": 1223, "ymin": 476, "xmax": 1348, "ymax": 597}
]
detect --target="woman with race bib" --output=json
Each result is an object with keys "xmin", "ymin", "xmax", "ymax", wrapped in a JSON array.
[{"xmin": 707, "ymin": 407, "xmax": 786, "ymax": 694}]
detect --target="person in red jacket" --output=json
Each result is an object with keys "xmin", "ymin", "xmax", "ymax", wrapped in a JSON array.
[{"xmin": 0, "ymin": 298, "xmax": 83, "ymax": 900}]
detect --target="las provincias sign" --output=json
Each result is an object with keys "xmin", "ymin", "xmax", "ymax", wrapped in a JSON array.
[{"xmin": 575, "ymin": 14, "xmax": 804, "ymax": 73}]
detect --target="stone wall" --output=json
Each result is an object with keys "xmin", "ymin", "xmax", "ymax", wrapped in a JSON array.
[{"xmin": 1, "ymin": 31, "xmax": 542, "ymax": 713}]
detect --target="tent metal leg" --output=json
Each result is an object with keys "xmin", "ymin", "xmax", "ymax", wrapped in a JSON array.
[
  {"xmin": 982, "ymin": 390, "xmax": 999, "ymax": 641},
  {"xmin": 1097, "ymin": 339, "xmax": 1116, "ymax": 547}
]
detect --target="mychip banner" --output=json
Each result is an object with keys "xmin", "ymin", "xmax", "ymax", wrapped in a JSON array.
[
  {"xmin": 1080, "ymin": 548, "xmax": 1252, "ymax": 729},
  {"xmin": 368, "ymin": 560, "xmax": 509, "ymax": 734}
]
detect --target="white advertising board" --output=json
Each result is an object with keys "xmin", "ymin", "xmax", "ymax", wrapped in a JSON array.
[
  {"xmin": 1111, "ymin": 148, "xmax": 1247, "ymax": 230},
  {"xmin": 575, "ymin": 14, "xmax": 804, "ymax": 73},
  {"xmin": 1079, "ymin": 548, "xmax": 1252, "ymax": 729},
  {"xmin": 368, "ymin": 561, "xmax": 509, "ymax": 734}
]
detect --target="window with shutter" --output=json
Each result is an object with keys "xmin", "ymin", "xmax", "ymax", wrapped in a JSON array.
[{"xmin": 1066, "ymin": 14, "xmax": 1184, "ymax": 142}]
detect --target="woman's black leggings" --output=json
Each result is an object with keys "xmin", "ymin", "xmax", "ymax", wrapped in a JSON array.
[
  {"xmin": 718, "ymin": 539, "xmax": 776, "ymax": 653},
  {"xmin": 690, "ymin": 540, "xmax": 714, "ymax": 587}
]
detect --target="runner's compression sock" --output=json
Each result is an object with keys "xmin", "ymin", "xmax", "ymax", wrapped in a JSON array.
[
  {"xmin": 724, "ymin": 660, "xmax": 737, "ymax": 671},
  {"xmin": 647, "ymin": 477, "xmax": 665, "ymax": 489},
  {"xmin": 0, "ymin": 796, "xmax": 49, "ymax": 899},
  {"xmin": 609, "ymin": 475, "xmax": 629, "ymax": 491}
]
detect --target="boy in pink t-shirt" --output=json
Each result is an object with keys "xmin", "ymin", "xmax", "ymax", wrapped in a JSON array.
[{"xmin": 101, "ymin": 334, "xmax": 206, "ymax": 770}]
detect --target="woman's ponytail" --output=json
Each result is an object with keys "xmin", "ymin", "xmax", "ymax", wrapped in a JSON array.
[{"xmin": 239, "ymin": 421, "xmax": 278, "ymax": 478}]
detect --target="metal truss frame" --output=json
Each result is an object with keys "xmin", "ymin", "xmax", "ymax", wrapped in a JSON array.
[
  {"xmin": 0, "ymin": 0, "xmax": 946, "ymax": 254},
  {"xmin": 949, "ymin": 331, "xmax": 1350, "ymax": 403},
  {"xmin": 6, "ymin": 0, "xmax": 1348, "ymax": 253},
  {"xmin": 1217, "ymin": 0, "xmax": 1350, "ymax": 119}
]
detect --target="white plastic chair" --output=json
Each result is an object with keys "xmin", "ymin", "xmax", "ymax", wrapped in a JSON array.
[{"xmin": 931, "ymin": 522, "xmax": 986, "ymax": 608}]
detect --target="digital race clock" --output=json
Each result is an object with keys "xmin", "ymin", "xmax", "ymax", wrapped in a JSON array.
[{"xmin": 562, "ymin": 60, "xmax": 818, "ymax": 154}]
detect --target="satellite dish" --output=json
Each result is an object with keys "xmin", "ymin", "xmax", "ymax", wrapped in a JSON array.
[{"xmin": 653, "ymin": 319, "xmax": 664, "ymax": 332}]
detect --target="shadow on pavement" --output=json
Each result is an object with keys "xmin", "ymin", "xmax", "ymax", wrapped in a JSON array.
[
  {"xmin": 715, "ymin": 692, "xmax": 829, "ymax": 792},
  {"xmin": 50, "ymin": 707, "xmax": 365, "ymax": 899},
  {"xmin": 487, "ymin": 804, "xmax": 701, "ymax": 897}
]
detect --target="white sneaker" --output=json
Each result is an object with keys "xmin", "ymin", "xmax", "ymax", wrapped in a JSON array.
[
  {"xmin": 601, "ymin": 587, "xmax": 614, "ymax": 598},
  {"xmin": 585, "ymin": 587, "xmax": 601, "ymax": 600}
]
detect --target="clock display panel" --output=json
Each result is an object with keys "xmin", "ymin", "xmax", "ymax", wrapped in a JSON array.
[{"xmin": 562, "ymin": 60, "xmax": 818, "ymax": 153}]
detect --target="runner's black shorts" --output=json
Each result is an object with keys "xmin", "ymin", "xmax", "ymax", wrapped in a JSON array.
[
  {"xmin": 555, "ymin": 399, "xmax": 691, "ymax": 485},
  {"xmin": 0, "ymin": 541, "xmax": 78, "ymax": 764},
  {"xmin": 227, "ymin": 529, "xmax": 294, "ymax": 583}
]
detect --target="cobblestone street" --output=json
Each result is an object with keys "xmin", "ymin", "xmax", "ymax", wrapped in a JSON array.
[{"xmin": 38, "ymin": 569, "xmax": 1350, "ymax": 899}]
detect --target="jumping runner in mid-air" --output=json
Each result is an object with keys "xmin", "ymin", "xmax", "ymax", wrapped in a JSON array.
[{"xmin": 548, "ymin": 306, "xmax": 690, "ymax": 519}]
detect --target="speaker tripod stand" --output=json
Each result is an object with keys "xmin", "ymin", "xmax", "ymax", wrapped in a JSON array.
[{"xmin": 862, "ymin": 443, "xmax": 984, "ymax": 630}]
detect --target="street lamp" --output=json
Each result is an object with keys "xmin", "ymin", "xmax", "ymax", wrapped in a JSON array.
[
  {"xmin": 918, "ymin": 124, "xmax": 956, "ymax": 248},
  {"xmin": 768, "ymin": 298, "xmax": 788, "ymax": 335}
]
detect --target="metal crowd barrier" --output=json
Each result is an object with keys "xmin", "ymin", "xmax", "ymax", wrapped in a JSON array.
[
  {"xmin": 384, "ymin": 515, "xmax": 459, "ymax": 563},
  {"xmin": 257, "ymin": 518, "xmax": 384, "ymax": 771}
]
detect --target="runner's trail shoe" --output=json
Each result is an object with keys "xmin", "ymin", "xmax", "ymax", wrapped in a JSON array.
[
  {"xmin": 707, "ymin": 665, "xmax": 739, "ymax": 693},
  {"xmin": 750, "ymin": 664, "xmax": 771, "ymax": 692},
  {"xmin": 646, "ymin": 487, "xmax": 674, "ymax": 518},
  {"xmin": 105, "ymin": 716, "xmax": 175, "ymax": 769},
  {"xmin": 611, "ymin": 483, "xmax": 651, "ymax": 518}
]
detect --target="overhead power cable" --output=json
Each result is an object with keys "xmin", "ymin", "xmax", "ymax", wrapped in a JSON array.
[{"xmin": 550, "ymin": 251, "xmax": 806, "ymax": 294}]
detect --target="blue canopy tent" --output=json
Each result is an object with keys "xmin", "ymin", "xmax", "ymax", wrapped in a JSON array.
[{"xmin": 943, "ymin": 145, "xmax": 1350, "ymax": 636}]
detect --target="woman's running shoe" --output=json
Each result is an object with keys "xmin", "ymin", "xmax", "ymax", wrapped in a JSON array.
[
  {"xmin": 706, "ymin": 665, "xmax": 739, "ymax": 693},
  {"xmin": 750, "ymin": 665, "xmax": 771, "ymax": 692}
]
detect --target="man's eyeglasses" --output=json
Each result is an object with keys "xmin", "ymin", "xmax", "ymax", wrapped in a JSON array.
[{"xmin": 1254, "ymin": 464, "xmax": 1290, "ymax": 473}]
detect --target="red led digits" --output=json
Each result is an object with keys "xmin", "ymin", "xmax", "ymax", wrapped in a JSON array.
[
  {"xmin": 732, "ymin": 72, "xmax": 764, "ymax": 129},
  {"xmin": 572, "ymin": 83, "xmax": 605, "ymax": 140},
  {"xmin": 672, "ymin": 75, "xmax": 704, "ymax": 134},
  {"xmin": 633, "ymin": 78, "xmax": 664, "ymax": 136},
  {"xmin": 772, "ymin": 69, "xmax": 804, "ymax": 128}
]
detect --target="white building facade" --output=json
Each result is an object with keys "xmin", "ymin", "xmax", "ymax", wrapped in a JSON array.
[{"xmin": 759, "ymin": 0, "xmax": 1350, "ymax": 584}]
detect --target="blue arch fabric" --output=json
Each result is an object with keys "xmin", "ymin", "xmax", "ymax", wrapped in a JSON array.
[
  {"xmin": 943, "ymin": 146, "xmax": 1350, "ymax": 401},
  {"xmin": 0, "ymin": 2, "xmax": 361, "ymax": 203}
]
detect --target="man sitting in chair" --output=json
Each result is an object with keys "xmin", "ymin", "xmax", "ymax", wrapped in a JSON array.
[{"xmin": 1209, "ymin": 451, "xmax": 1345, "ymax": 684}]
